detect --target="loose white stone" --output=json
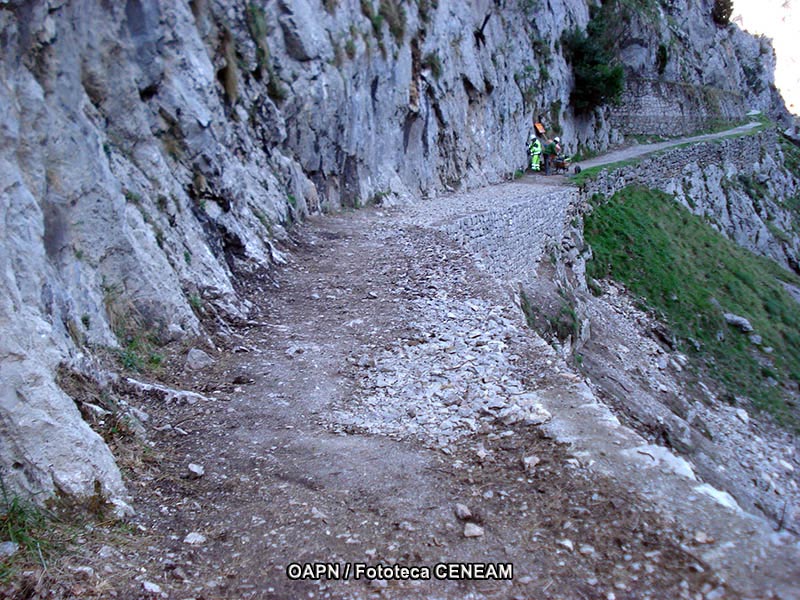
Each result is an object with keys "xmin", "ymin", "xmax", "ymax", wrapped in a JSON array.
[
  {"xmin": 522, "ymin": 455, "xmax": 541, "ymax": 473},
  {"xmin": 183, "ymin": 532, "xmax": 207, "ymax": 545},
  {"xmin": 464, "ymin": 523, "xmax": 485, "ymax": 537},
  {"xmin": 0, "ymin": 542, "xmax": 19, "ymax": 558},
  {"xmin": 142, "ymin": 581, "xmax": 163, "ymax": 594},
  {"xmin": 186, "ymin": 347, "xmax": 214, "ymax": 370},
  {"xmin": 693, "ymin": 531, "xmax": 714, "ymax": 544},
  {"xmin": 454, "ymin": 503, "xmax": 472, "ymax": 520},
  {"xmin": 558, "ymin": 539, "xmax": 574, "ymax": 551},
  {"xmin": 735, "ymin": 408, "xmax": 750, "ymax": 425},
  {"xmin": 71, "ymin": 565, "xmax": 95, "ymax": 579}
]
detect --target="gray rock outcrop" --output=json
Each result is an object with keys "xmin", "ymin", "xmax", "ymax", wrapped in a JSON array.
[
  {"xmin": 724, "ymin": 312, "xmax": 754, "ymax": 333},
  {"xmin": 609, "ymin": 0, "xmax": 789, "ymax": 136}
]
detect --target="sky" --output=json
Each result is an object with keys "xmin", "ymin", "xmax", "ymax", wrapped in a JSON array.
[{"xmin": 732, "ymin": 0, "xmax": 799, "ymax": 115}]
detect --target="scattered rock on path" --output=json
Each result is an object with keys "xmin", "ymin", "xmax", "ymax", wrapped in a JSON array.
[
  {"xmin": 183, "ymin": 532, "xmax": 206, "ymax": 545},
  {"xmin": 187, "ymin": 463, "xmax": 205, "ymax": 479},
  {"xmin": 70, "ymin": 566, "xmax": 95, "ymax": 580},
  {"xmin": 454, "ymin": 503, "xmax": 472, "ymax": 520},
  {"xmin": 285, "ymin": 344, "xmax": 304, "ymax": 357},
  {"xmin": 463, "ymin": 523, "xmax": 484, "ymax": 538},
  {"xmin": 693, "ymin": 531, "xmax": 714, "ymax": 545},
  {"xmin": 186, "ymin": 348, "xmax": 215, "ymax": 370},
  {"xmin": 522, "ymin": 455, "xmax": 541, "ymax": 474},
  {"xmin": 142, "ymin": 581, "xmax": 163, "ymax": 594}
]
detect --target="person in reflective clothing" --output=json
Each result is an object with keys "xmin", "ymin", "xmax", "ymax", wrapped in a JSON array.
[{"xmin": 528, "ymin": 135, "xmax": 542, "ymax": 171}]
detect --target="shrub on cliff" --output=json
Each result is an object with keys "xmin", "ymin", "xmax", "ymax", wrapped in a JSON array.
[
  {"xmin": 712, "ymin": 0, "xmax": 734, "ymax": 26},
  {"xmin": 562, "ymin": 7, "xmax": 624, "ymax": 114}
]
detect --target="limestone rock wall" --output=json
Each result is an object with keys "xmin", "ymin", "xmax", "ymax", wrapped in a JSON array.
[
  {"xmin": 608, "ymin": 0, "xmax": 788, "ymax": 137},
  {"xmin": 0, "ymin": 1, "xmax": 297, "ymax": 507}
]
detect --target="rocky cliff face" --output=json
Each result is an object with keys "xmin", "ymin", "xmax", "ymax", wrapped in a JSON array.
[
  {"xmin": 609, "ymin": 0, "xmax": 787, "ymax": 136},
  {"xmin": 0, "ymin": 0, "xmax": 787, "ymax": 508}
]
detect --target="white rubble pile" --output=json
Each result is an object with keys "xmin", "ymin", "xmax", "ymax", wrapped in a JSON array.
[{"xmin": 332, "ymin": 296, "xmax": 551, "ymax": 448}]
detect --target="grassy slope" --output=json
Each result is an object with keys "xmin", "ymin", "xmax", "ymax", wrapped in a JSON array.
[{"xmin": 584, "ymin": 186, "xmax": 800, "ymax": 427}]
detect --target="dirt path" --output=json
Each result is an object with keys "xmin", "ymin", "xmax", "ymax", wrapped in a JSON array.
[
  {"xmin": 142, "ymin": 212, "xmax": 729, "ymax": 599},
  {"xmin": 575, "ymin": 121, "xmax": 761, "ymax": 171},
  {"xmin": 23, "ymin": 208, "xmax": 736, "ymax": 600},
  {"xmin": 11, "ymin": 122, "xmax": 798, "ymax": 600}
]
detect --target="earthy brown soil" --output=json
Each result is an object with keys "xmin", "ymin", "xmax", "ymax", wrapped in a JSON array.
[{"xmin": 2, "ymin": 208, "xmax": 734, "ymax": 600}]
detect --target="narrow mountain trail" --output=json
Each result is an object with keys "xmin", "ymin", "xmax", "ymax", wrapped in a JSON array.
[
  {"xmin": 575, "ymin": 122, "xmax": 762, "ymax": 171},
  {"xmin": 100, "ymin": 209, "xmax": 728, "ymax": 600},
  {"xmin": 17, "ymin": 125, "xmax": 799, "ymax": 600}
]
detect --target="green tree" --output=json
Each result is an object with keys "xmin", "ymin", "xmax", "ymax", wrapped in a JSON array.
[
  {"xmin": 562, "ymin": 10, "xmax": 624, "ymax": 114},
  {"xmin": 712, "ymin": 0, "xmax": 734, "ymax": 26}
]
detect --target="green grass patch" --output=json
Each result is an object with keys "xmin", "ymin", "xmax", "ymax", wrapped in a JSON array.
[
  {"xmin": 118, "ymin": 334, "xmax": 164, "ymax": 373},
  {"xmin": 780, "ymin": 138, "xmax": 800, "ymax": 177},
  {"xmin": 422, "ymin": 51, "xmax": 443, "ymax": 80},
  {"xmin": 0, "ymin": 475, "xmax": 63, "ymax": 582},
  {"xmin": 584, "ymin": 186, "xmax": 800, "ymax": 427},
  {"xmin": 379, "ymin": 0, "xmax": 406, "ymax": 44}
]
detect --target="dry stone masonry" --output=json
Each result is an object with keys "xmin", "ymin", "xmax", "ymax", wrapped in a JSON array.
[
  {"xmin": 610, "ymin": 78, "xmax": 749, "ymax": 137},
  {"xmin": 403, "ymin": 182, "xmax": 580, "ymax": 284}
]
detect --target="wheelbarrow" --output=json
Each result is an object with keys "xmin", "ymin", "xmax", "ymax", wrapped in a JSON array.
[{"xmin": 553, "ymin": 154, "xmax": 572, "ymax": 174}]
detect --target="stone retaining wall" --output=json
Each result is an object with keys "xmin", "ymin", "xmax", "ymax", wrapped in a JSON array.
[
  {"xmin": 581, "ymin": 130, "xmax": 777, "ymax": 199},
  {"xmin": 610, "ymin": 78, "xmax": 749, "ymax": 137},
  {"xmin": 406, "ymin": 184, "xmax": 580, "ymax": 284}
]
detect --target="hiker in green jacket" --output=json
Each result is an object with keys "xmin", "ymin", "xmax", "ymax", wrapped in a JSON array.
[
  {"xmin": 528, "ymin": 136, "xmax": 542, "ymax": 171},
  {"xmin": 543, "ymin": 137, "xmax": 558, "ymax": 175}
]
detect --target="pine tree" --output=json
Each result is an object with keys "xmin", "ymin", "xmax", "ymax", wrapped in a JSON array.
[{"xmin": 712, "ymin": 0, "xmax": 734, "ymax": 26}]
